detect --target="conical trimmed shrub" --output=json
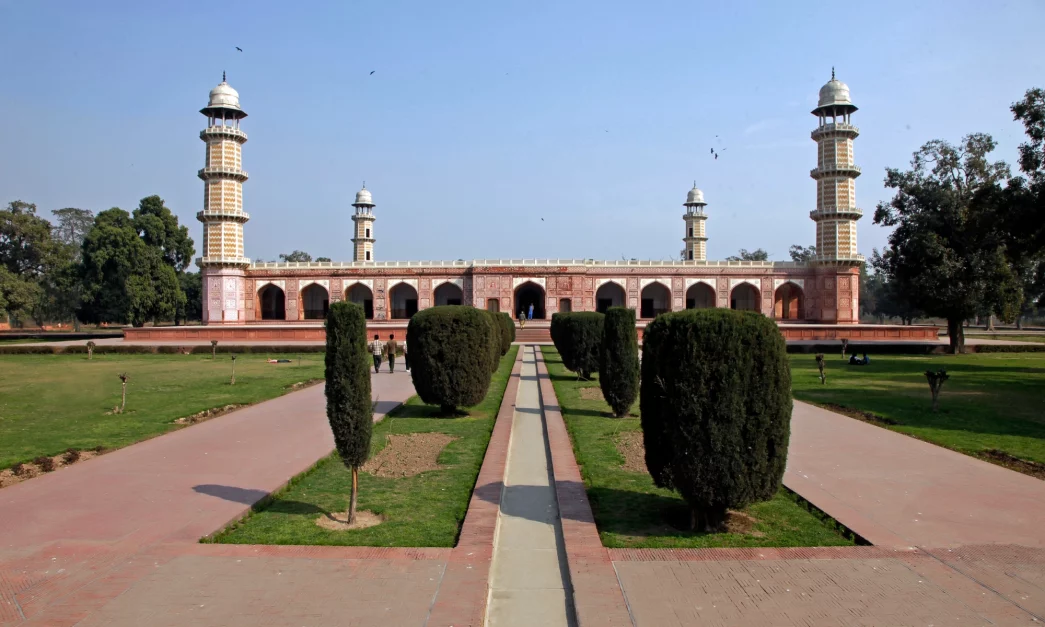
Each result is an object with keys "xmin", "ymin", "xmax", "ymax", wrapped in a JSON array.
[
  {"xmin": 324, "ymin": 301, "xmax": 373, "ymax": 524},
  {"xmin": 600, "ymin": 306, "xmax": 638, "ymax": 417},
  {"xmin": 408, "ymin": 305, "xmax": 495, "ymax": 413},
  {"xmin": 554, "ymin": 312, "xmax": 604, "ymax": 379},
  {"xmin": 640, "ymin": 309, "xmax": 791, "ymax": 531}
]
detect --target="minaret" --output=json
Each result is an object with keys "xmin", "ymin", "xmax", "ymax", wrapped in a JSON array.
[
  {"xmin": 197, "ymin": 73, "xmax": 249, "ymax": 323},
  {"xmin": 682, "ymin": 183, "xmax": 708, "ymax": 261},
  {"xmin": 351, "ymin": 184, "xmax": 376, "ymax": 262},
  {"xmin": 197, "ymin": 73, "xmax": 250, "ymax": 267},
  {"xmin": 809, "ymin": 69, "xmax": 862, "ymax": 264}
]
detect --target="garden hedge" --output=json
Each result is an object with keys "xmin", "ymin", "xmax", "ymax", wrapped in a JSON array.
[
  {"xmin": 407, "ymin": 305, "xmax": 495, "ymax": 413},
  {"xmin": 600, "ymin": 307, "xmax": 639, "ymax": 417},
  {"xmin": 640, "ymin": 309, "xmax": 791, "ymax": 531},
  {"xmin": 324, "ymin": 301, "xmax": 373, "ymax": 469},
  {"xmin": 500, "ymin": 312, "xmax": 516, "ymax": 344},
  {"xmin": 481, "ymin": 310, "xmax": 502, "ymax": 372},
  {"xmin": 552, "ymin": 312, "xmax": 604, "ymax": 379}
]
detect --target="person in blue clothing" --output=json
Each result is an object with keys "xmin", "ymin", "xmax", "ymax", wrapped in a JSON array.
[{"xmin": 527, "ymin": 303, "xmax": 534, "ymax": 320}]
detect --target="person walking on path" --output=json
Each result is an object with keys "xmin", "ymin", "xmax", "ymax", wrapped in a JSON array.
[
  {"xmin": 518, "ymin": 309, "xmax": 526, "ymax": 328},
  {"xmin": 386, "ymin": 333, "xmax": 398, "ymax": 373},
  {"xmin": 528, "ymin": 303, "xmax": 534, "ymax": 320},
  {"xmin": 369, "ymin": 334, "xmax": 384, "ymax": 373}
]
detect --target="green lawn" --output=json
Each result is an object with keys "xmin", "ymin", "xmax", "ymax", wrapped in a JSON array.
[
  {"xmin": 791, "ymin": 352, "xmax": 1045, "ymax": 468},
  {"xmin": 0, "ymin": 353, "xmax": 324, "ymax": 468},
  {"xmin": 541, "ymin": 347, "xmax": 853, "ymax": 549},
  {"xmin": 213, "ymin": 346, "xmax": 518, "ymax": 547}
]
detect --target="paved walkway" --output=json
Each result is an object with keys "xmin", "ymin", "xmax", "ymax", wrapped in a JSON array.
[
  {"xmin": 785, "ymin": 400, "xmax": 1045, "ymax": 549},
  {"xmin": 487, "ymin": 346, "xmax": 574, "ymax": 626},
  {"xmin": 0, "ymin": 371, "xmax": 421, "ymax": 626}
]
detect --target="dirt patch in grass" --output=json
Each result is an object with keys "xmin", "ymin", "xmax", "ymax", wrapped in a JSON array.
[
  {"xmin": 818, "ymin": 402, "xmax": 898, "ymax": 426},
  {"xmin": 615, "ymin": 431, "xmax": 648, "ymax": 473},
  {"xmin": 725, "ymin": 511, "xmax": 764, "ymax": 536},
  {"xmin": 362, "ymin": 433, "xmax": 457, "ymax": 478},
  {"xmin": 580, "ymin": 387, "xmax": 604, "ymax": 401},
  {"xmin": 315, "ymin": 510, "xmax": 384, "ymax": 531},
  {"xmin": 0, "ymin": 449, "xmax": 99, "ymax": 489},
  {"xmin": 174, "ymin": 404, "xmax": 245, "ymax": 425},
  {"xmin": 978, "ymin": 449, "xmax": 1045, "ymax": 480}
]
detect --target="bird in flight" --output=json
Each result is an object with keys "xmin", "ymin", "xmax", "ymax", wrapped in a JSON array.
[
  {"xmin": 235, "ymin": 47, "xmax": 243, "ymax": 52},
  {"xmin": 541, "ymin": 218, "xmax": 545, "ymax": 221},
  {"xmin": 370, "ymin": 70, "xmax": 376, "ymax": 75},
  {"xmin": 710, "ymin": 147, "xmax": 714, "ymax": 154}
]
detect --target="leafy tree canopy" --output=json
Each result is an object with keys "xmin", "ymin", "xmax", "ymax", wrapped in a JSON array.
[
  {"xmin": 50, "ymin": 208, "xmax": 95, "ymax": 260},
  {"xmin": 279, "ymin": 250, "xmax": 313, "ymax": 262},
  {"xmin": 873, "ymin": 134, "xmax": 1019, "ymax": 352},
  {"xmin": 788, "ymin": 245, "xmax": 817, "ymax": 263},
  {"xmin": 133, "ymin": 196, "xmax": 194, "ymax": 272},
  {"xmin": 726, "ymin": 248, "xmax": 769, "ymax": 262}
]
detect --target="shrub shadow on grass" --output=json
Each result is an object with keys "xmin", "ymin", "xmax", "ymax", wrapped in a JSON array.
[{"xmin": 585, "ymin": 486, "xmax": 697, "ymax": 537}]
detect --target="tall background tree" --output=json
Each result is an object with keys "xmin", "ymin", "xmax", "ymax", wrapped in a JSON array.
[
  {"xmin": 0, "ymin": 201, "xmax": 77, "ymax": 326},
  {"xmin": 50, "ymin": 208, "xmax": 95, "ymax": 261},
  {"xmin": 78, "ymin": 196, "xmax": 194, "ymax": 326},
  {"xmin": 873, "ymin": 134, "xmax": 1019, "ymax": 352}
]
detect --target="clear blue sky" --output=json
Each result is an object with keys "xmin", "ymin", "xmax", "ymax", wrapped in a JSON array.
[{"xmin": 2, "ymin": 0, "xmax": 1042, "ymax": 265}]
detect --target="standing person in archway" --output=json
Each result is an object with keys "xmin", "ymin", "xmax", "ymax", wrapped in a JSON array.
[{"xmin": 528, "ymin": 303, "xmax": 534, "ymax": 320}]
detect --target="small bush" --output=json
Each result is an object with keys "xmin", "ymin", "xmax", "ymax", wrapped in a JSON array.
[
  {"xmin": 63, "ymin": 448, "xmax": 82, "ymax": 464},
  {"xmin": 600, "ymin": 307, "xmax": 639, "ymax": 417},
  {"xmin": 11, "ymin": 463, "xmax": 28, "ymax": 476},
  {"xmin": 554, "ymin": 312, "xmax": 604, "ymax": 379},
  {"xmin": 33, "ymin": 456, "xmax": 56, "ymax": 472},
  {"xmin": 493, "ymin": 311, "xmax": 513, "ymax": 355},
  {"xmin": 408, "ymin": 305, "xmax": 495, "ymax": 413},
  {"xmin": 641, "ymin": 309, "xmax": 791, "ymax": 531},
  {"xmin": 0, "ymin": 345, "xmax": 59, "ymax": 355},
  {"xmin": 481, "ymin": 310, "xmax": 502, "ymax": 373}
]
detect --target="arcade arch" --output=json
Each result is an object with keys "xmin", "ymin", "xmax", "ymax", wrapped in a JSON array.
[
  {"xmin": 389, "ymin": 283, "xmax": 418, "ymax": 319},
  {"xmin": 300, "ymin": 283, "xmax": 329, "ymax": 320},
  {"xmin": 639, "ymin": 282, "xmax": 671, "ymax": 319},
  {"xmin": 774, "ymin": 282, "xmax": 804, "ymax": 320},
  {"xmin": 686, "ymin": 282, "xmax": 715, "ymax": 309},
  {"xmin": 346, "ymin": 283, "xmax": 374, "ymax": 319},
  {"xmin": 434, "ymin": 282, "xmax": 464, "ymax": 306},
  {"xmin": 514, "ymin": 281, "xmax": 546, "ymax": 319},
  {"xmin": 730, "ymin": 283, "xmax": 760, "ymax": 312},
  {"xmin": 595, "ymin": 282, "xmax": 625, "ymax": 313},
  {"xmin": 258, "ymin": 284, "xmax": 286, "ymax": 321}
]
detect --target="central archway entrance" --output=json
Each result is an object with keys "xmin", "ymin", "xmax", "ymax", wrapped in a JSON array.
[
  {"xmin": 731, "ymin": 283, "xmax": 760, "ymax": 312},
  {"xmin": 514, "ymin": 281, "xmax": 546, "ymax": 319}
]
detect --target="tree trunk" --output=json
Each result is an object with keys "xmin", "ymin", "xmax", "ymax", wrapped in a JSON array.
[
  {"xmin": 349, "ymin": 467, "xmax": 359, "ymax": 525},
  {"xmin": 931, "ymin": 390, "xmax": 939, "ymax": 413},
  {"xmin": 947, "ymin": 318, "xmax": 965, "ymax": 354},
  {"xmin": 231, "ymin": 362, "xmax": 236, "ymax": 385},
  {"xmin": 1017, "ymin": 315, "xmax": 1024, "ymax": 330},
  {"xmin": 986, "ymin": 314, "xmax": 995, "ymax": 331}
]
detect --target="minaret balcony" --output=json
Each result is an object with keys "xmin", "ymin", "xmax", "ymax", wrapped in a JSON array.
[
  {"xmin": 811, "ymin": 123, "xmax": 860, "ymax": 140},
  {"xmin": 812, "ymin": 253, "xmax": 866, "ymax": 266},
  {"xmin": 200, "ymin": 126, "xmax": 248, "ymax": 142},
  {"xmin": 197, "ymin": 209, "xmax": 251, "ymax": 223},
  {"xmin": 683, "ymin": 236, "xmax": 708, "ymax": 242},
  {"xmin": 809, "ymin": 165, "xmax": 861, "ymax": 179},
  {"xmin": 682, "ymin": 211, "xmax": 707, "ymax": 219},
  {"xmin": 810, "ymin": 207, "xmax": 863, "ymax": 220},
  {"xmin": 197, "ymin": 255, "xmax": 251, "ymax": 267},
  {"xmin": 198, "ymin": 166, "xmax": 249, "ymax": 182},
  {"xmin": 351, "ymin": 236, "xmax": 376, "ymax": 243},
  {"xmin": 351, "ymin": 213, "xmax": 377, "ymax": 221}
]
